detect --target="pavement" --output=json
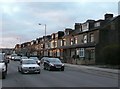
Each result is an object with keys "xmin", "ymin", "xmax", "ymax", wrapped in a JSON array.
[{"xmin": 64, "ymin": 63, "xmax": 119, "ymax": 74}]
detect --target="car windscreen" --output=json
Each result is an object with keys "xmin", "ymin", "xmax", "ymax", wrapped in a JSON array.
[
  {"xmin": 21, "ymin": 57, "xmax": 28, "ymax": 59},
  {"xmin": 22, "ymin": 60, "xmax": 36, "ymax": 64},
  {"xmin": 29, "ymin": 57, "xmax": 38, "ymax": 60},
  {"xmin": 49, "ymin": 58, "xmax": 61, "ymax": 64}
]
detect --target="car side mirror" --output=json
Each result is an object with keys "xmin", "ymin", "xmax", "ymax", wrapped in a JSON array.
[
  {"xmin": 7, "ymin": 60, "xmax": 10, "ymax": 63},
  {"xmin": 20, "ymin": 61, "xmax": 22, "ymax": 64},
  {"xmin": 37, "ymin": 62, "xmax": 40, "ymax": 66}
]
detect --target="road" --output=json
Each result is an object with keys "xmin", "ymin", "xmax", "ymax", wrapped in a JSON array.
[{"xmin": 2, "ymin": 60, "xmax": 118, "ymax": 88}]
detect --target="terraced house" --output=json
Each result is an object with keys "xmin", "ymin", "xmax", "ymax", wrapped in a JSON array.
[{"xmin": 14, "ymin": 13, "xmax": 120, "ymax": 65}]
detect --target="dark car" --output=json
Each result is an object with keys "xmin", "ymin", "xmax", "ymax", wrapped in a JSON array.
[
  {"xmin": 44, "ymin": 58, "xmax": 64, "ymax": 71},
  {"xmin": 40, "ymin": 57, "xmax": 49, "ymax": 65}
]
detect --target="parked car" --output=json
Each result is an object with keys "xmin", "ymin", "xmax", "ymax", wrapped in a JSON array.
[
  {"xmin": 44, "ymin": 58, "xmax": 64, "ymax": 71},
  {"xmin": 29, "ymin": 57, "xmax": 40, "ymax": 65},
  {"xmin": 20, "ymin": 56, "xmax": 28, "ymax": 61},
  {"xmin": 21, "ymin": 56, "xmax": 28, "ymax": 59},
  {"xmin": 13, "ymin": 56, "xmax": 21, "ymax": 61},
  {"xmin": 18, "ymin": 59, "xmax": 41, "ymax": 74},
  {"xmin": 0, "ymin": 53, "xmax": 9, "ymax": 79},
  {"xmin": 40, "ymin": 57, "xmax": 49, "ymax": 65},
  {"xmin": 11, "ymin": 54, "xmax": 17, "ymax": 60}
]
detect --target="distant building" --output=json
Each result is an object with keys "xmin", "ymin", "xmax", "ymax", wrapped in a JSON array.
[{"xmin": 0, "ymin": 48, "xmax": 13, "ymax": 54}]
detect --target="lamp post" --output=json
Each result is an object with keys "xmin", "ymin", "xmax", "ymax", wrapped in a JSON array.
[
  {"xmin": 16, "ymin": 37, "xmax": 21, "ymax": 55},
  {"xmin": 38, "ymin": 23, "xmax": 47, "ymax": 57},
  {"xmin": 38, "ymin": 23, "xmax": 46, "ymax": 38}
]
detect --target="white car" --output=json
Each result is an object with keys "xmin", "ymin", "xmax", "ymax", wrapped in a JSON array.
[
  {"xmin": 0, "ymin": 53, "xmax": 8, "ymax": 79},
  {"xmin": 13, "ymin": 56, "xmax": 21, "ymax": 61},
  {"xmin": 18, "ymin": 59, "xmax": 41, "ymax": 74},
  {"xmin": 21, "ymin": 56, "xmax": 28, "ymax": 59}
]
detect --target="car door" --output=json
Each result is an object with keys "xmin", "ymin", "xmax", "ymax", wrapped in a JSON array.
[{"xmin": 44, "ymin": 60, "xmax": 49, "ymax": 69}]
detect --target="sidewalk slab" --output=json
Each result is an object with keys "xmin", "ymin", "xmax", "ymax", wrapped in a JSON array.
[{"xmin": 64, "ymin": 63, "xmax": 119, "ymax": 74}]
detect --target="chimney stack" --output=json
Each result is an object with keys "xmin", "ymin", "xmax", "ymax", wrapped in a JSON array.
[{"xmin": 104, "ymin": 13, "xmax": 113, "ymax": 20}]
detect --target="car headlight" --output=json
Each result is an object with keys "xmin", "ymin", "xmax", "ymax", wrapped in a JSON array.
[
  {"xmin": 2, "ymin": 67, "xmax": 6, "ymax": 71},
  {"xmin": 38, "ymin": 60, "xmax": 40, "ymax": 63},
  {"xmin": 62, "ymin": 64, "xmax": 64, "ymax": 66}
]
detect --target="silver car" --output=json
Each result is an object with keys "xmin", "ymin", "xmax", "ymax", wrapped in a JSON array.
[
  {"xmin": 18, "ymin": 59, "xmax": 41, "ymax": 74},
  {"xmin": 29, "ymin": 57, "xmax": 40, "ymax": 65}
]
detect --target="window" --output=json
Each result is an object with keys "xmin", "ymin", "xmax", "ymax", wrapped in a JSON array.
[
  {"xmin": 90, "ymin": 33, "xmax": 94, "ymax": 42},
  {"xmin": 60, "ymin": 40, "xmax": 62, "ymax": 46},
  {"xmin": 52, "ymin": 34, "xmax": 55, "ymax": 39},
  {"xmin": 36, "ymin": 40, "xmax": 38, "ymax": 44},
  {"xmin": 82, "ymin": 23, "xmax": 89, "ymax": 32},
  {"xmin": 75, "ymin": 37, "xmax": 78, "ymax": 44},
  {"xmin": 76, "ymin": 49, "xmax": 79, "ymax": 55},
  {"xmin": 48, "ymin": 43, "xmax": 50, "ymax": 48},
  {"xmin": 66, "ymin": 31, "xmax": 69, "ymax": 35},
  {"xmin": 63, "ymin": 39, "xmax": 66, "ymax": 46},
  {"xmin": 61, "ymin": 39, "xmax": 66, "ymax": 46},
  {"xmin": 50, "ymin": 50, "xmax": 52, "ymax": 56},
  {"xmin": 57, "ymin": 50, "xmax": 60, "ymax": 57},
  {"xmin": 79, "ymin": 48, "xmax": 85, "ymax": 57},
  {"xmin": 70, "ymin": 38, "xmax": 74, "ymax": 45},
  {"xmin": 55, "ymin": 34, "xmax": 58, "ymax": 38},
  {"xmin": 94, "ymin": 22, "xmax": 100, "ymax": 27},
  {"xmin": 55, "ymin": 41, "xmax": 57, "ymax": 47},
  {"xmin": 90, "ymin": 49, "xmax": 95, "ymax": 59},
  {"xmin": 83, "ymin": 35, "xmax": 87, "ymax": 43},
  {"xmin": 27, "ymin": 44, "xmax": 30, "ymax": 46},
  {"xmin": 51, "ymin": 41, "xmax": 54, "ymax": 48},
  {"xmin": 70, "ymin": 37, "xmax": 77, "ymax": 45}
]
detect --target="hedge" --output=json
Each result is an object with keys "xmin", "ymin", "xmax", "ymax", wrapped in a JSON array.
[{"xmin": 101, "ymin": 44, "xmax": 120, "ymax": 65}]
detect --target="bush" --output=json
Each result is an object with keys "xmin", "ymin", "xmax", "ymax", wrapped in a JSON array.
[
  {"xmin": 72, "ymin": 55, "xmax": 80, "ymax": 59},
  {"xmin": 101, "ymin": 44, "xmax": 120, "ymax": 65}
]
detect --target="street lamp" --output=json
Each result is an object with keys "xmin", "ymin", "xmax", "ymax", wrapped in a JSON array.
[
  {"xmin": 38, "ymin": 23, "xmax": 47, "ymax": 57},
  {"xmin": 16, "ymin": 37, "xmax": 21, "ymax": 55},
  {"xmin": 38, "ymin": 23, "xmax": 46, "ymax": 38}
]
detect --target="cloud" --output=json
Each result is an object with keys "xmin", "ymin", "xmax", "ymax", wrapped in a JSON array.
[
  {"xmin": 0, "ymin": 0, "xmax": 119, "ymax": 2},
  {"xmin": 0, "ymin": 1, "xmax": 118, "ymax": 48}
]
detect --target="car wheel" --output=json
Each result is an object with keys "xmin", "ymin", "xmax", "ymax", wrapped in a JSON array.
[
  {"xmin": 44, "ymin": 66, "xmax": 46, "ymax": 70},
  {"xmin": 61, "ymin": 68, "xmax": 64, "ymax": 71},
  {"xmin": 2, "ymin": 75, "xmax": 6, "ymax": 79},
  {"xmin": 2, "ymin": 72, "xmax": 6, "ymax": 79},
  {"xmin": 18, "ymin": 67, "xmax": 20, "ymax": 72},
  {"xmin": 48, "ymin": 66, "xmax": 51, "ymax": 71},
  {"xmin": 21, "ymin": 68, "xmax": 24, "ymax": 74}
]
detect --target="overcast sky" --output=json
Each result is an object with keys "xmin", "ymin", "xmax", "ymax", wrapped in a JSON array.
[{"xmin": 0, "ymin": 0, "xmax": 119, "ymax": 48}]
